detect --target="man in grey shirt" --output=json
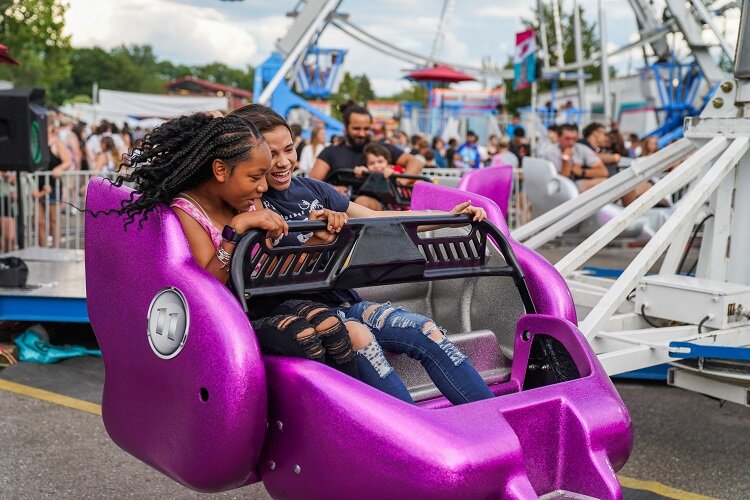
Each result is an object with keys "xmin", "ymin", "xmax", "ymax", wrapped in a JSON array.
[{"xmin": 542, "ymin": 124, "xmax": 608, "ymax": 192}]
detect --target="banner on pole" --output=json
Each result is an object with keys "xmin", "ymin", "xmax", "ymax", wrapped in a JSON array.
[{"xmin": 513, "ymin": 29, "xmax": 537, "ymax": 91}]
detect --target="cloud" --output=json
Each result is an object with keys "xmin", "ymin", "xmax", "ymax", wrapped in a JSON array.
[
  {"xmin": 65, "ymin": 0, "xmax": 260, "ymax": 67},
  {"xmin": 477, "ymin": 6, "xmax": 533, "ymax": 19},
  {"xmin": 62, "ymin": 0, "xmax": 736, "ymax": 98}
]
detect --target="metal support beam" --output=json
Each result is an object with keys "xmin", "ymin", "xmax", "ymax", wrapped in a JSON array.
[
  {"xmin": 598, "ymin": 0, "xmax": 612, "ymax": 123},
  {"xmin": 555, "ymin": 137, "xmax": 727, "ymax": 277},
  {"xmin": 572, "ymin": 0, "xmax": 586, "ymax": 109},
  {"xmin": 669, "ymin": 368, "xmax": 750, "ymax": 407},
  {"xmin": 256, "ymin": 0, "xmax": 341, "ymax": 105},
  {"xmin": 552, "ymin": 0, "xmax": 566, "ymax": 69},
  {"xmin": 736, "ymin": 1, "xmax": 750, "ymax": 78},
  {"xmin": 665, "ymin": 0, "xmax": 726, "ymax": 84},
  {"xmin": 658, "ymin": 208, "xmax": 707, "ymax": 275},
  {"xmin": 689, "ymin": 0, "xmax": 736, "ymax": 63},
  {"xmin": 625, "ymin": 0, "xmax": 671, "ymax": 60},
  {"xmin": 513, "ymin": 138, "xmax": 695, "ymax": 245},
  {"xmin": 696, "ymin": 171, "xmax": 735, "ymax": 281},
  {"xmin": 597, "ymin": 324, "xmax": 750, "ymax": 375},
  {"xmin": 580, "ymin": 137, "xmax": 750, "ymax": 338}
]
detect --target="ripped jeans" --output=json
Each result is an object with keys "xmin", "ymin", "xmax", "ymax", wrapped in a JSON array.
[{"xmin": 340, "ymin": 301, "xmax": 494, "ymax": 405}]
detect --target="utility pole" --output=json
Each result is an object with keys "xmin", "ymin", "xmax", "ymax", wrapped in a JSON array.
[
  {"xmin": 598, "ymin": 0, "xmax": 611, "ymax": 124},
  {"xmin": 573, "ymin": 0, "xmax": 586, "ymax": 110}
]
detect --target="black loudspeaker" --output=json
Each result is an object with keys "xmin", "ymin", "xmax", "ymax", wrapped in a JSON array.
[{"xmin": 0, "ymin": 88, "xmax": 49, "ymax": 171}]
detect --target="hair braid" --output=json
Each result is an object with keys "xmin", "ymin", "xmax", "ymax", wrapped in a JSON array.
[{"xmin": 105, "ymin": 113, "xmax": 264, "ymax": 227}]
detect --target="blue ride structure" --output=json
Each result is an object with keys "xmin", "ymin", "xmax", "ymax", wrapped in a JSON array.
[{"xmin": 253, "ymin": 51, "xmax": 344, "ymax": 139}]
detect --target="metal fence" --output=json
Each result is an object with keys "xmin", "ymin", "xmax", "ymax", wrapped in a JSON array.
[
  {"xmin": 0, "ymin": 168, "xmax": 530, "ymax": 254},
  {"xmin": 0, "ymin": 171, "xmax": 121, "ymax": 253}
]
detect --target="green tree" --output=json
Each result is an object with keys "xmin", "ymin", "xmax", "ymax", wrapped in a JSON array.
[
  {"xmin": 53, "ymin": 47, "xmax": 122, "ymax": 101},
  {"xmin": 355, "ymin": 73, "xmax": 375, "ymax": 102},
  {"xmin": 380, "ymin": 82, "xmax": 427, "ymax": 103},
  {"xmin": 0, "ymin": 0, "xmax": 72, "ymax": 100},
  {"xmin": 52, "ymin": 45, "xmax": 256, "ymax": 104},
  {"xmin": 331, "ymin": 72, "xmax": 358, "ymax": 118},
  {"xmin": 504, "ymin": 3, "xmax": 605, "ymax": 113},
  {"xmin": 194, "ymin": 62, "xmax": 254, "ymax": 91},
  {"xmin": 331, "ymin": 72, "xmax": 383, "ymax": 118}
]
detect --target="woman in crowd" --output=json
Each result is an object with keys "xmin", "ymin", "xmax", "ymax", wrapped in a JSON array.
[
  {"xmin": 94, "ymin": 136, "xmax": 120, "ymax": 174},
  {"xmin": 298, "ymin": 126, "xmax": 327, "ymax": 174}
]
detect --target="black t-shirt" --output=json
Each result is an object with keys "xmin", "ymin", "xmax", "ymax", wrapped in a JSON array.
[
  {"xmin": 262, "ymin": 176, "xmax": 350, "ymax": 246},
  {"xmin": 249, "ymin": 177, "xmax": 360, "ymax": 317},
  {"xmin": 317, "ymin": 142, "xmax": 405, "ymax": 176},
  {"xmin": 579, "ymin": 138, "xmax": 617, "ymax": 177}
]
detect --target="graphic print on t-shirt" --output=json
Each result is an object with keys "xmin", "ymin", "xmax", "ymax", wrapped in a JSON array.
[{"xmin": 263, "ymin": 197, "xmax": 324, "ymax": 244}]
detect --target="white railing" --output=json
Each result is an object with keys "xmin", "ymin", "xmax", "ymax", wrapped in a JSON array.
[{"xmin": 0, "ymin": 171, "xmax": 122, "ymax": 253}]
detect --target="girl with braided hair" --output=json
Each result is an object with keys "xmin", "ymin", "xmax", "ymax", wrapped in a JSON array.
[
  {"xmin": 229, "ymin": 104, "xmax": 495, "ymax": 405},
  {"xmin": 113, "ymin": 111, "xmax": 361, "ymax": 379}
]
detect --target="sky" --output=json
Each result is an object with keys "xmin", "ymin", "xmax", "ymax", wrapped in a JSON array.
[{"xmin": 62, "ymin": 0, "xmax": 741, "ymax": 96}]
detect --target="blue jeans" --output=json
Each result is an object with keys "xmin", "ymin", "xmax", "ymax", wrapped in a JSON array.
[{"xmin": 341, "ymin": 301, "xmax": 494, "ymax": 405}]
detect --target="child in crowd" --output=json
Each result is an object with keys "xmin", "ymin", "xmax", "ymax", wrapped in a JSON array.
[
  {"xmin": 230, "ymin": 104, "xmax": 495, "ymax": 405},
  {"xmin": 353, "ymin": 143, "xmax": 404, "ymax": 178},
  {"xmin": 351, "ymin": 143, "xmax": 407, "ymax": 210}
]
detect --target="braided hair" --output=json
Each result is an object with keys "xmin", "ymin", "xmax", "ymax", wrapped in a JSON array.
[{"xmin": 113, "ymin": 113, "xmax": 263, "ymax": 226}]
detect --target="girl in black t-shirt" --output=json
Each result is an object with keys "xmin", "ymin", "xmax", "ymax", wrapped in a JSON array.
[{"xmin": 230, "ymin": 104, "xmax": 495, "ymax": 406}]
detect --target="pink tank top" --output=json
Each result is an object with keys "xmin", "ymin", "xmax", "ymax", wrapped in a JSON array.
[{"xmin": 171, "ymin": 196, "xmax": 255, "ymax": 249}]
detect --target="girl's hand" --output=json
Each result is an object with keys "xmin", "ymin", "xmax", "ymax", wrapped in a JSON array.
[
  {"xmin": 383, "ymin": 167, "xmax": 394, "ymax": 179},
  {"xmin": 52, "ymin": 166, "xmax": 65, "ymax": 179},
  {"xmin": 308, "ymin": 209, "xmax": 347, "ymax": 244},
  {"xmin": 353, "ymin": 166, "xmax": 369, "ymax": 177},
  {"xmin": 450, "ymin": 201, "xmax": 486, "ymax": 222},
  {"xmin": 233, "ymin": 208, "xmax": 289, "ymax": 240}
]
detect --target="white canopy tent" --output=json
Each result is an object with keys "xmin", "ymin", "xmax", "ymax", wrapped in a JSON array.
[{"xmin": 62, "ymin": 89, "xmax": 229, "ymax": 126}]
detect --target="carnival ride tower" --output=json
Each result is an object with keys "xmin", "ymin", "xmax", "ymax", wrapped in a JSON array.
[{"xmin": 516, "ymin": 1, "xmax": 750, "ymax": 405}]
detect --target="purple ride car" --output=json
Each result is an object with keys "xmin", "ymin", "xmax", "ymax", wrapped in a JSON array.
[{"xmin": 85, "ymin": 176, "xmax": 632, "ymax": 499}]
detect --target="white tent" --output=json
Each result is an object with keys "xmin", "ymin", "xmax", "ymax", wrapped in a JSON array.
[{"xmin": 62, "ymin": 89, "xmax": 229, "ymax": 126}]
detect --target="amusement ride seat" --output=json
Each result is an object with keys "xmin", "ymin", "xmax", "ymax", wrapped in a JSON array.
[
  {"xmin": 85, "ymin": 177, "xmax": 632, "ymax": 499},
  {"xmin": 522, "ymin": 156, "xmax": 665, "ymax": 241},
  {"xmin": 456, "ymin": 164, "xmax": 514, "ymax": 218}
]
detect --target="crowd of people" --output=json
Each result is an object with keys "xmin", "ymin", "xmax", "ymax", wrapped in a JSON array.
[
  {"xmin": 286, "ymin": 103, "xmax": 663, "ymax": 211},
  {"xmin": 1, "ymin": 100, "xmax": 667, "ymax": 251},
  {"xmin": 0, "ymin": 111, "xmax": 152, "ymax": 250}
]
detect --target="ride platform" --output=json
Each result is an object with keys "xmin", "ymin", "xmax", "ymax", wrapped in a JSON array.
[{"xmin": 0, "ymin": 247, "xmax": 88, "ymax": 323}]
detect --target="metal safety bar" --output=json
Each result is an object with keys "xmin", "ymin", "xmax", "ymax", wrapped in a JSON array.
[{"xmin": 230, "ymin": 214, "xmax": 535, "ymax": 315}]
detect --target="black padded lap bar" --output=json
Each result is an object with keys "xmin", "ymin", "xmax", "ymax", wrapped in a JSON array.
[{"xmin": 230, "ymin": 215, "xmax": 535, "ymax": 315}]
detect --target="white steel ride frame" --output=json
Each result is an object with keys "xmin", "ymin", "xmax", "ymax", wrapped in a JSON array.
[
  {"xmin": 254, "ymin": 0, "xmax": 747, "ymax": 402},
  {"xmin": 513, "ymin": 5, "xmax": 750, "ymax": 405}
]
